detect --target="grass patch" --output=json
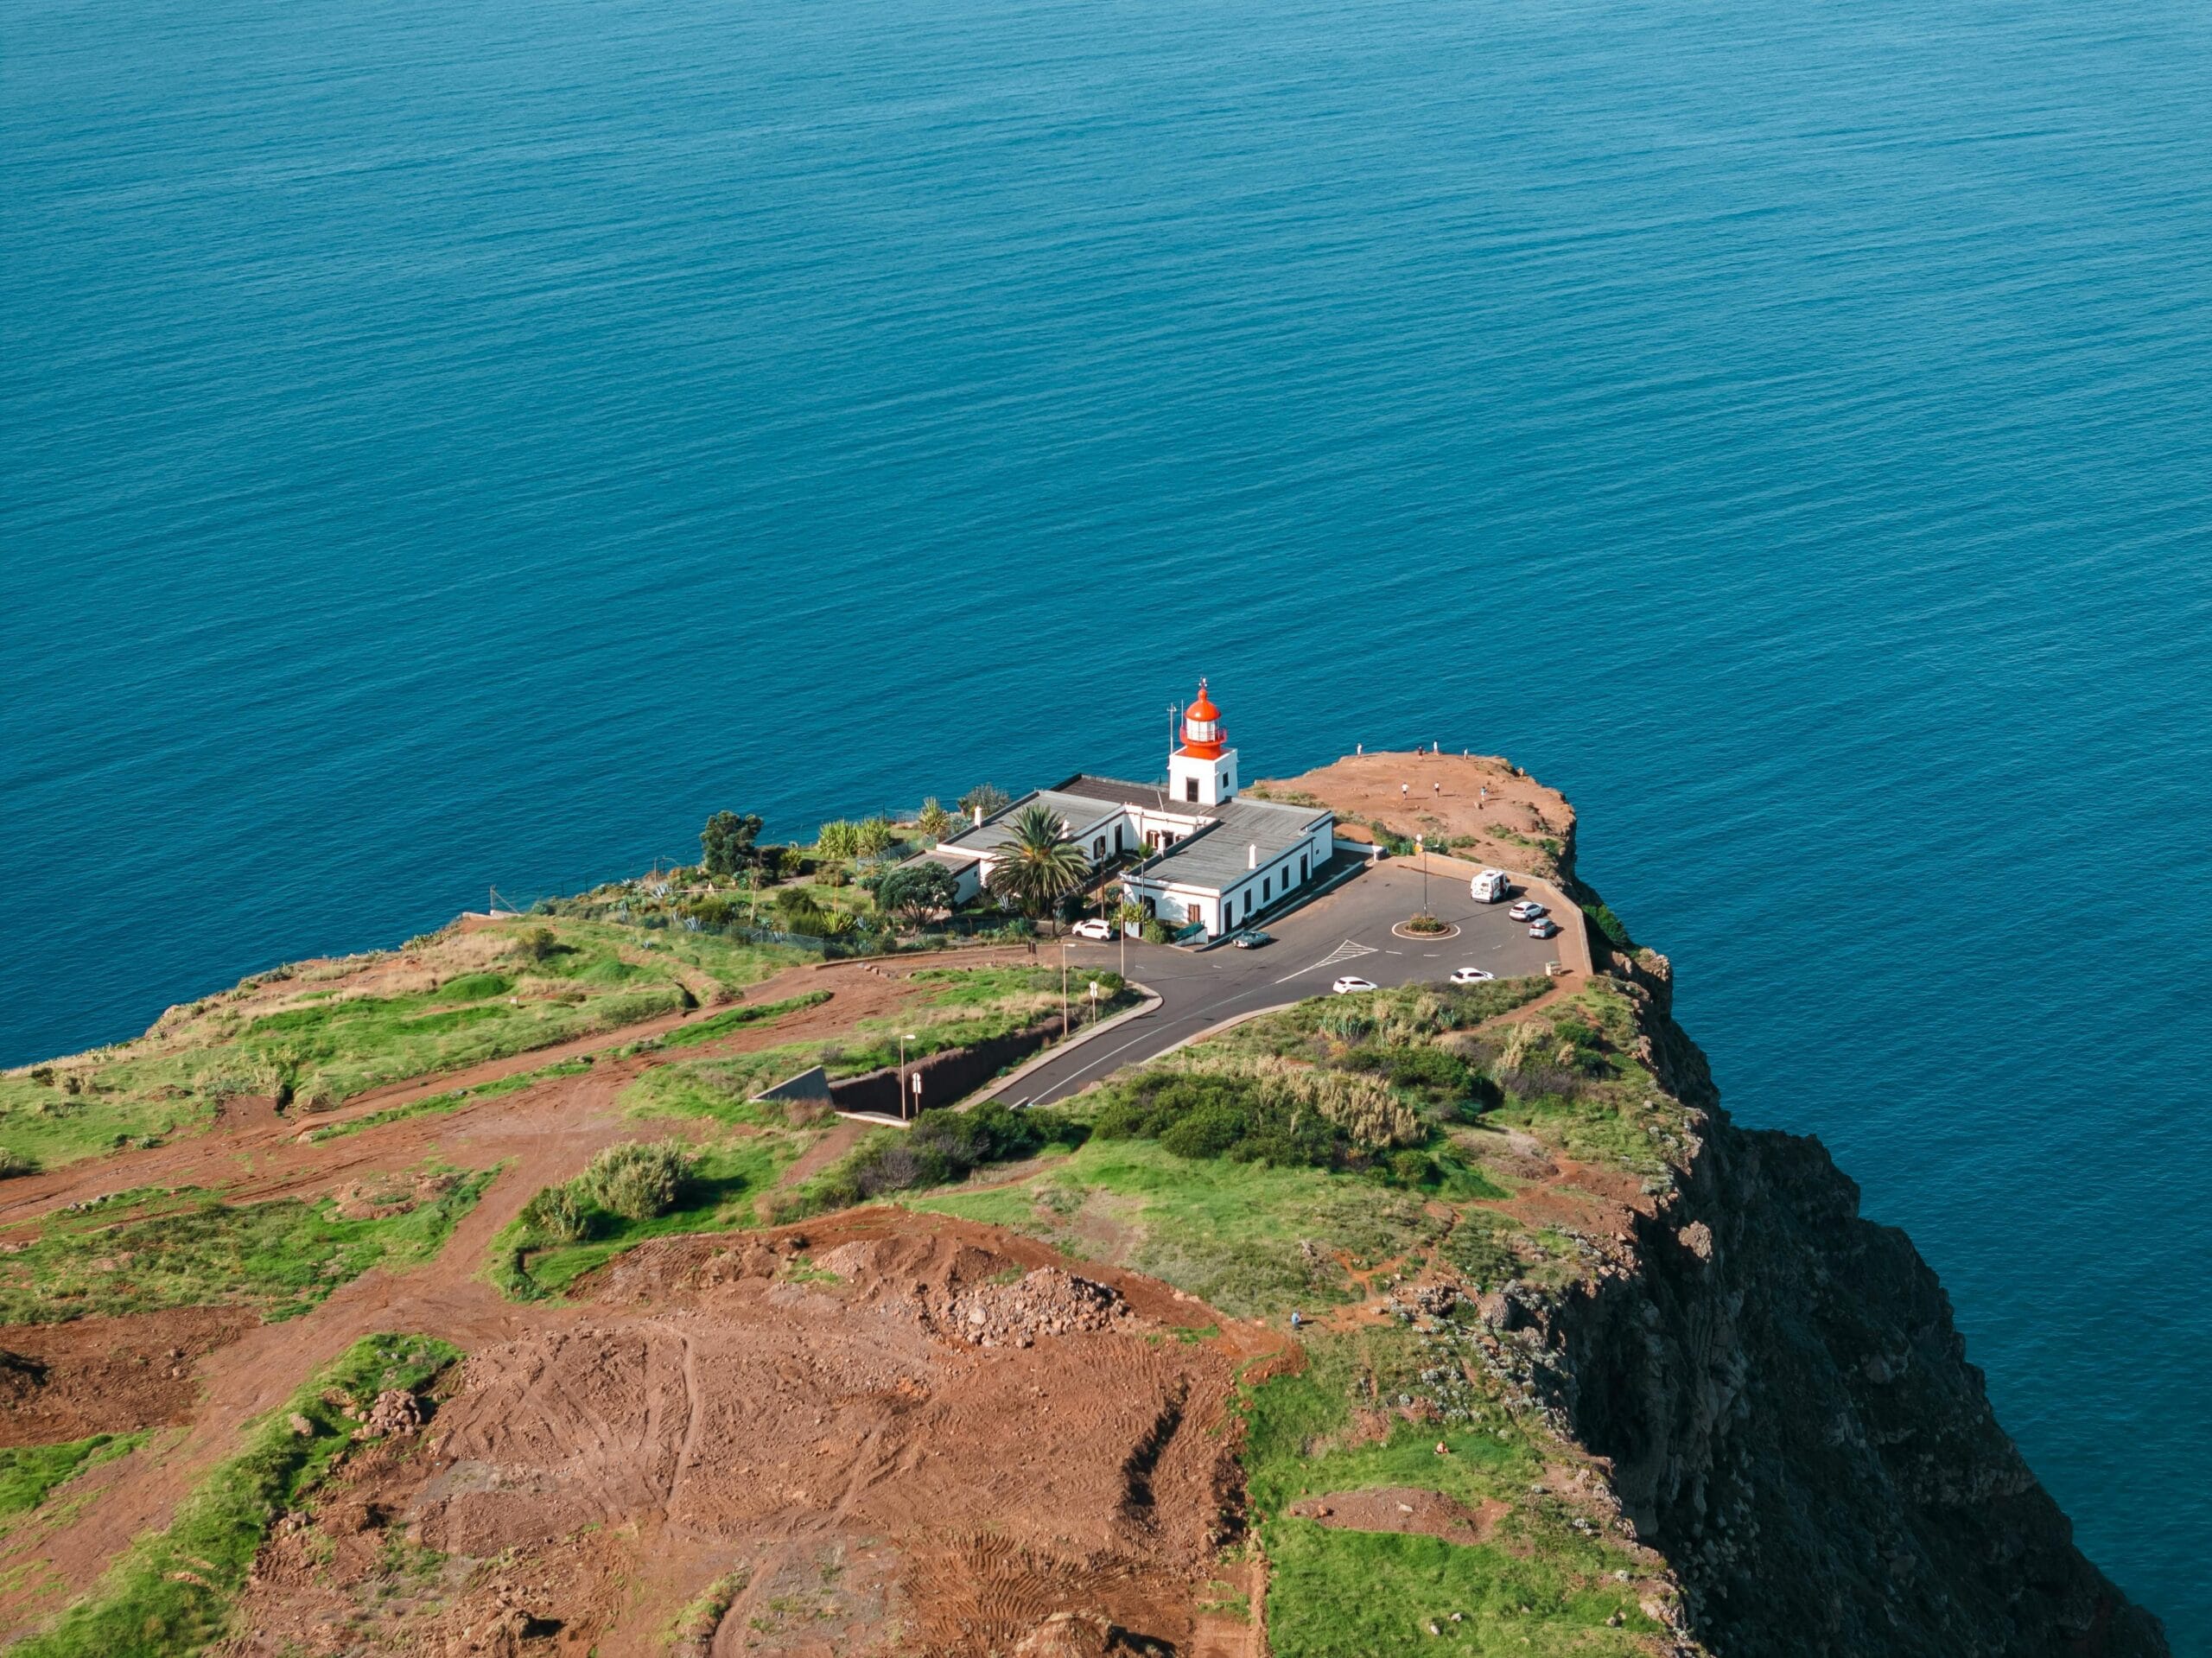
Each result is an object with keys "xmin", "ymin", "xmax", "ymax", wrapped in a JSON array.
[
  {"xmin": 0, "ymin": 918, "xmax": 809, "ymax": 1174},
  {"xmin": 0, "ymin": 1432, "xmax": 144, "ymax": 1521},
  {"xmin": 0, "ymin": 1166, "xmax": 494, "ymax": 1325},
  {"xmin": 656, "ymin": 991, "xmax": 831, "ymax": 1051},
  {"xmin": 914, "ymin": 1138, "xmax": 1442, "ymax": 1318},
  {"xmin": 10, "ymin": 1333, "xmax": 456, "ymax": 1658},
  {"xmin": 492, "ymin": 1134, "xmax": 801, "ymax": 1299},
  {"xmin": 1241, "ymin": 1332, "xmax": 1653, "ymax": 1656}
]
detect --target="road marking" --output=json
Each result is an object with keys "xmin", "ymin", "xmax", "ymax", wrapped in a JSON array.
[{"xmin": 1274, "ymin": 940, "xmax": 1377, "ymax": 984}]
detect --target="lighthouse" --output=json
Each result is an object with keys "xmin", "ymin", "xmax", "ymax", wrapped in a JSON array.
[{"xmin": 1168, "ymin": 679, "xmax": 1239, "ymax": 806}]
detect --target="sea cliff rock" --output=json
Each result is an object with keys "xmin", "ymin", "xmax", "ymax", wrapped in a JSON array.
[{"xmin": 1532, "ymin": 961, "xmax": 2168, "ymax": 1656}]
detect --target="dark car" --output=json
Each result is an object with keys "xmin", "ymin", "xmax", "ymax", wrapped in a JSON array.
[{"xmin": 1233, "ymin": 930, "xmax": 1274, "ymax": 949}]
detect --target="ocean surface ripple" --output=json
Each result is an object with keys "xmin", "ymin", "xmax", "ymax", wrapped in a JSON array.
[{"xmin": 4, "ymin": 0, "xmax": 2209, "ymax": 1634}]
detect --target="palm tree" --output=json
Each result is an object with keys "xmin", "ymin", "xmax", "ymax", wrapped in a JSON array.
[{"xmin": 986, "ymin": 804, "xmax": 1091, "ymax": 933}]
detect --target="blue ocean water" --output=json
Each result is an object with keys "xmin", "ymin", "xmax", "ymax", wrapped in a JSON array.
[{"xmin": 4, "ymin": 0, "xmax": 2209, "ymax": 1634}]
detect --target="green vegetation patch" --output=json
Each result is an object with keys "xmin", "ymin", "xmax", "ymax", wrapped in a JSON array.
[
  {"xmin": 493, "ymin": 1134, "xmax": 800, "ymax": 1299},
  {"xmin": 1242, "ymin": 1333, "xmax": 1654, "ymax": 1656},
  {"xmin": 10, "ymin": 1333, "xmax": 456, "ymax": 1658},
  {"xmin": 0, "ymin": 1432, "xmax": 144, "ymax": 1522},
  {"xmin": 1478, "ymin": 981, "xmax": 1680, "ymax": 1175},
  {"xmin": 915, "ymin": 1138, "xmax": 1443, "ymax": 1318},
  {"xmin": 0, "ymin": 1166, "xmax": 494, "ymax": 1326},
  {"xmin": 655, "ymin": 991, "xmax": 831, "ymax": 1051},
  {"xmin": 0, "ymin": 917, "xmax": 808, "ymax": 1176},
  {"xmin": 775, "ymin": 1101, "xmax": 1087, "ymax": 1220}
]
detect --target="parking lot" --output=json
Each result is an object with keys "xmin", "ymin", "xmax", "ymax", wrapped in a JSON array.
[{"xmin": 986, "ymin": 859, "xmax": 1567, "ymax": 1106}]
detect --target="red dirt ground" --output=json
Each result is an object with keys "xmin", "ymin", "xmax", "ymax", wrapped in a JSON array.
[
  {"xmin": 1257, "ymin": 750, "xmax": 1575, "ymax": 877},
  {"xmin": 205, "ymin": 1214, "xmax": 1255, "ymax": 1657},
  {"xmin": 0, "ymin": 946, "xmax": 1287, "ymax": 1655}
]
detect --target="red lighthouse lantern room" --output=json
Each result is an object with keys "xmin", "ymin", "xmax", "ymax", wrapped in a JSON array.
[{"xmin": 1168, "ymin": 678, "xmax": 1239, "ymax": 804}]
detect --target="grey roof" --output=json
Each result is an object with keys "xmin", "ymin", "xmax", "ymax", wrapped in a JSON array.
[
  {"xmin": 1142, "ymin": 797, "xmax": 1332, "ymax": 893},
  {"xmin": 1047, "ymin": 773, "xmax": 1176, "ymax": 809},
  {"xmin": 938, "ymin": 788, "xmax": 1132, "ymax": 856}
]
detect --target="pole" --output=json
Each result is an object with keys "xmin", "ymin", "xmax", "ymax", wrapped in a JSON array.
[
  {"xmin": 1061, "ymin": 939, "xmax": 1069, "ymax": 1038},
  {"xmin": 899, "ymin": 1032, "xmax": 906, "ymax": 1121},
  {"xmin": 1419, "ymin": 835, "xmax": 1427, "ymax": 914}
]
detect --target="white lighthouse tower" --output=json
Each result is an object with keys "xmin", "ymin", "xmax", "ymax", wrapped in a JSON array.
[{"xmin": 1167, "ymin": 679, "xmax": 1238, "ymax": 806}]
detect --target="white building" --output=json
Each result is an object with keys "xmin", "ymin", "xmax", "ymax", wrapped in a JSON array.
[{"xmin": 917, "ymin": 681, "xmax": 1337, "ymax": 940}]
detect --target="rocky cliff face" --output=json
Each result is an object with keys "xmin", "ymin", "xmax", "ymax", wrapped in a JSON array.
[{"xmin": 1537, "ymin": 956, "xmax": 2168, "ymax": 1658}]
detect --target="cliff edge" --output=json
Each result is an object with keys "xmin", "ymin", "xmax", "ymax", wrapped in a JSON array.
[{"xmin": 1546, "ymin": 956, "xmax": 2169, "ymax": 1656}]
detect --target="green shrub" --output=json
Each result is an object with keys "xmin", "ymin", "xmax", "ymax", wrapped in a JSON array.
[
  {"xmin": 816, "ymin": 820, "xmax": 861, "ymax": 860},
  {"xmin": 435, "ymin": 972, "xmax": 512, "ymax": 1001},
  {"xmin": 810, "ymin": 1102, "xmax": 1086, "ymax": 1208},
  {"xmin": 1386, "ymin": 1147, "xmax": 1437, "ymax": 1187},
  {"xmin": 513, "ymin": 926, "xmax": 558, "ymax": 962},
  {"xmin": 584, "ymin": 1140, "xmax": 693, "ymax": 1221},
  {"xmin": 1584, "ymin": 901, "xmax": 1633, "ymax": 950},
  {"xmin": 0, "ymin": 1147, "xmax": 39, "ymax": 1178},
  {"xmin": 519, "ymin": 1183, "xmax": 588, "ymax": 1242}
]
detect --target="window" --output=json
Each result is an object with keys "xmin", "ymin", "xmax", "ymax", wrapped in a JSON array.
[
  {"xmin": 1185, "ymin": 777, "xmax": 1198, "ymax": 802},
  {"xmin": 1262, "ymin": 875, "xmax": 1271, "ymax": 900},
  {"xmin": 1115, "ymin": 824, "xmax": 1124, "ymax": 853},
  {"xmin": 1093, "ymin": 837, "xmax": 1105, "ymax": 858},
  {"xmin": 1300, "ymin": 852, "xmax": 1307, "ymax": 880}
]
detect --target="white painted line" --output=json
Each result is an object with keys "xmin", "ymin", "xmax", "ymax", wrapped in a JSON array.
[{"xmin": 1274, "ymin": 939, "xmax": 1376, "ymax": 984}]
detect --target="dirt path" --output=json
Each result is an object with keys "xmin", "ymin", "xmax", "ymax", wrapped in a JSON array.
[{"xmin": 0, "ymin": 950, "xmax": 1033, "ymax": 1233}]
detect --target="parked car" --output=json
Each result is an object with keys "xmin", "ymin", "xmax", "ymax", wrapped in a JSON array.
[
  {"xmin": 1470, "ymin": 868, "xmax": 1511, "ymax": 903},
  {"xmin": 1449, "ymin": 967, "xmax": 1494, "ymax": 984},
  {"xmin": 1507, "ymin": 899, "xmax": 1548, "ymax": 921},
  {"xmin": 1528, "ymin": 918, "xmax": 1560, "ymax": 939},
  {"xmin": 1070, "ymin": 918, "xmax": 1113, "ymax": 941},
  {"xmin": 1233, "ymin": 930, "xmax": 1274, "ymax": 949},
  {"xmin": 1332, "ymin": 975, "xmax": 1378, "ymax": 994}
]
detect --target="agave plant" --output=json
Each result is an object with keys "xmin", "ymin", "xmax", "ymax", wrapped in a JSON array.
[{"xmin": 985, "ymin": 804, "xmax": 1092, "ymax": 933}]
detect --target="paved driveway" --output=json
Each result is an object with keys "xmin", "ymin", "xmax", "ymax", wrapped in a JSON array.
[{"xmin": 987, "ymin": 860, "xmax": 1562, "ymax": 1106}]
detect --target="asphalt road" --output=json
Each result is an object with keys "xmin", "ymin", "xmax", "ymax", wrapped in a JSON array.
[{"xmin": 986, "ymin": 860, "xmax": 1563, "ymax": 1106}]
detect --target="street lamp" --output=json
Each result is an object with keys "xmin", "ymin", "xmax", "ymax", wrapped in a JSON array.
[
  {"xmin": 1059, "ymin": 937, "xmax": 1070, "ymax": 1038},
  {"xmin": 1089, "ymin": 979, "xmax": 1103, "ymax": 1028},
  {"xmin": 1417, "ymin": 834, "xmax": 1427, "ymax": 915},
  {"xmin": 898, "ymin": 1032, "xmax": 917, "ymax": 1121}
]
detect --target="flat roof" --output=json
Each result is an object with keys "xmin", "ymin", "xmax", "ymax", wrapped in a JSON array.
[
  {"xmin": 1048, "ymin": 773, "xmax": 1177, "ymax": 809},
  {"xmin": 1142, "ymin": 796, "xmax": 1333, "ymax": 892},
  {"xmin": 938, "ymin": 788, "xmax": 1132, "ymax": 856}
]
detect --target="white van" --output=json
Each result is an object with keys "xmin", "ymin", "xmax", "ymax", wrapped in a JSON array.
[{"xmin": 1470, "ymin": 868, "xmax": 1511, "ymax": 904}]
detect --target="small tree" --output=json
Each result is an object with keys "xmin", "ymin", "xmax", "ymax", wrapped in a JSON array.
[
  {"xmin": 700, "ymin": 810, "xmax": 764, "ymax": 878},
  {"xmin": 916, "ymin": 797, "xmax": 952, "ymax": 842},
  {"xmin": 817, "ymin": 820, "xmax": 861, "ymax": 860},
  {"xmin": 876, "ymin": 861, "xmax": 959, "ymax": 929},
  {"xmin": 957, "ymin": 784, "xmax": 1012, "ymax": 822},
  {"xmin": 854, "ymin": 816, "xmax": 896, "ymax": 858}
]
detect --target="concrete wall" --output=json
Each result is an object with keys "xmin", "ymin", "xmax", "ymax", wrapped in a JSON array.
[{"xmin": 826, "ymin": 1018, "xmax": 1064, "ymax": 1117}]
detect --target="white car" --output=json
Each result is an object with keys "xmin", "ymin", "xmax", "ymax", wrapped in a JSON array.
[
  {"xmin": 1332, "ymin": 975, "xmax": 1379, "ymax": 994},
  {"xmin": 1449, "ymin": 967, "xmax": 1494, "ymax": 985},
  {"xmin": 1069, "ymin": 918, "xmax": 1113, "ymax": 941},
  {"xmin": 1507, "ymin": 899, "xmax": 1547, "ymax": 922},
  {"xmin": 1528, "ymin": 918, "xmax": 1560, "ymax": 939}
]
